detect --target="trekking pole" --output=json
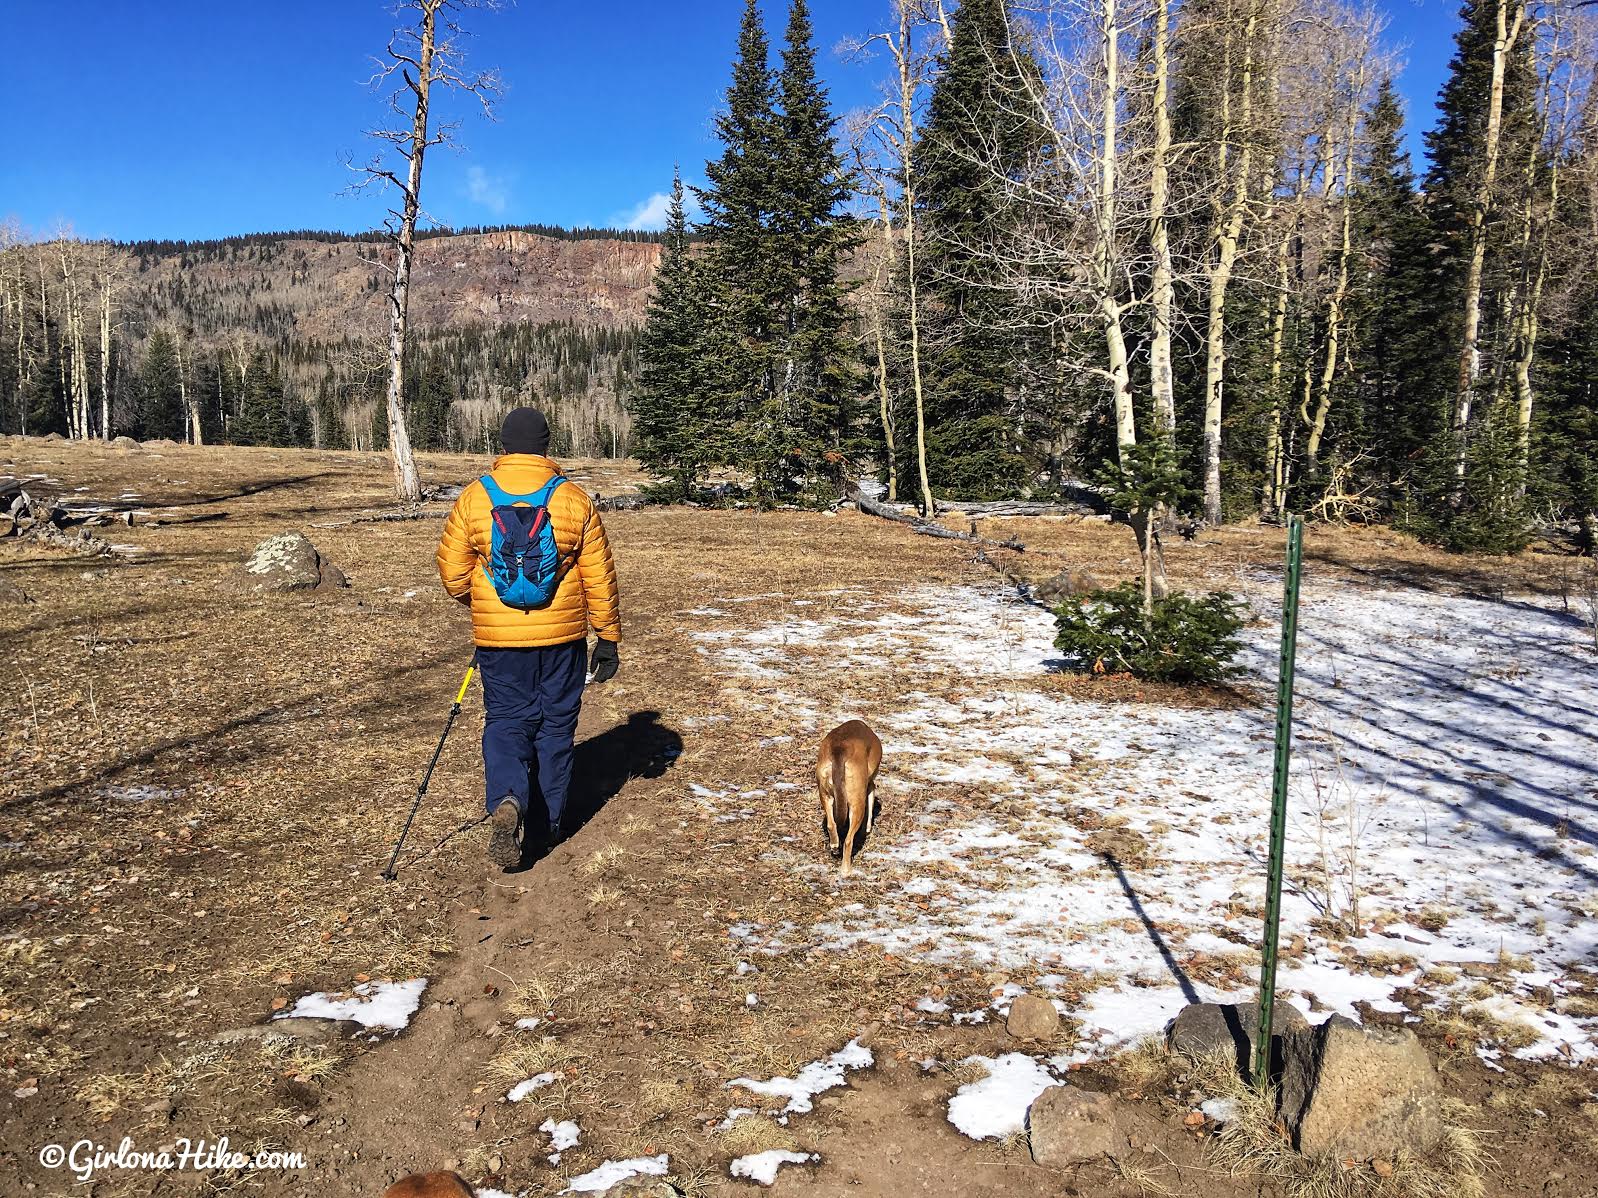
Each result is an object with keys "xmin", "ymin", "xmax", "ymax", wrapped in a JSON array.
[{"xmin": 381, "ymin": 656, "xmax": 477, "ymax": 881}]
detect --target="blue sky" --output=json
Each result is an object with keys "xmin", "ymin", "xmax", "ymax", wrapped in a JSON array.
[{"xmin": 3, "ymin": 0, "xmax": 1462, "ymax": 242}]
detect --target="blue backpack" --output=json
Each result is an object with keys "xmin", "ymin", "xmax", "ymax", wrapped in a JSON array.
[{"xmin": 478, "ymin": 473, "xmax": 571, "ymax": 610}]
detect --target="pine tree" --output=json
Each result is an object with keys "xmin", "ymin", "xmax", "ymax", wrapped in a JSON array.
[
  {"xmin": 769, "ymin": 0, "xmax": 857, "ymax": 489},
  {"xmin": 1347, "ymin": 79, "xmax": 1448, "ymax": 518},
  {"xmin": 695, "ymin": 0, "xmax": 783, "ymax": 497},
  {"xmin": 634, "ymin": 170, "xmax": 715, "ymax": 500},
  {"xmin": 913, "ymin": 0, "xmax": 1040, "ymax": 499},
  {"xmin": 1421, "ymin": 0, "xmax": 1539, "ymax": 549},
  {"xmin": 137, "ymin": 330, "xmax": 184, "ymax": 441},
  {"xmin": 234, "ymin": 350, "xmax": 291, "ymax": 446}
]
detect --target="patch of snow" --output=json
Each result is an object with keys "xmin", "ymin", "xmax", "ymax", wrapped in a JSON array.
[
  {"xmin": 1201, "ymin": 1097, "xmax": 1241, "ymax": 1124},
  {"xmin": 275, "ymin": 978, "xmax": 426, "ymax": 1032},
  {"xmin": 729, "ymin": 1149, "xmax": 818, "ymax": 1185},
  {"xmin": 507, "ymin": 1072, "xmax": 557, "ymax": 1102},
  {"xmin": 541, "ymin": 1117, "xmax": 580, "ymax": 1151},
  {"xmin": 726, "ymin": 1039, "xmax": 873, "ymax": 1116},
  {"xmin": 947, "ymin": 1054, "xmax": 1061, "ymax": 1140},
  {"xmin": 692, "ymin": 579, "xmax": 1598, "ymax": 1064},
  {"xmin": 915, "ymin": 997, "xmax": 951, "ymax": 1014},
  {"xmin": 745, "ymin": 993, "xmax": 759, "ymax": 1007},
  {"xmin": 514, "ymin": 1016, "xmax": 542, "ymax": 1030},
  {"xmin": 561, "ymin": 1154, "xmax": 669, "ymax": 1193}
]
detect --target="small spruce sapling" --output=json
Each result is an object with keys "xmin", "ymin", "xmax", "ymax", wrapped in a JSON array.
[
  {"xmin": 1053, "ymin": 433, "xmax": 1244, "ymax": 685},
  {"xmin": 1100, "ymin": 428, "xmax": 1190, "ymax": 620}
]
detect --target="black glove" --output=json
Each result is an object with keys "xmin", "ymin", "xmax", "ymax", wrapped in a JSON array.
[{"xmin": 588, "ymin": 638, "xmax": 619, "ymax": 684}]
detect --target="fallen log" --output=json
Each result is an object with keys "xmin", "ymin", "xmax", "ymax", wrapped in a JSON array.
[
  {"xmin": 935, "ymin": 499, "xmax": 1102, "ymax": 518},
  {"xmin": 309, "ymin": 508, "xmax": 449, "ymax": 529},
  {"xmin": 848, "ymin": 489, "xmax": 1025, "ymax": 552}
]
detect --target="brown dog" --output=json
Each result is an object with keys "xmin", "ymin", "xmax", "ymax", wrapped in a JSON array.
[
  {"xmin": 817, "ymin": 719, "xmax": 883, "ymax": 876},
  {"xmin": 383, "ymin": 1172, "xmax": 473, "ymax": 1198}
]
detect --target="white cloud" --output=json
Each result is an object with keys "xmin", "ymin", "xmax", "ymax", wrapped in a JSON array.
[
  {"xmin": 465, "ymin": 166, "xmax": 509, "ymax": 214},
  {"xmin": 616, "ymin": 188, "xmax": 700, "ymax": 232},
  {"xmin": 620, "ymin": 191, "xmax": 674, "ymax": 232}
]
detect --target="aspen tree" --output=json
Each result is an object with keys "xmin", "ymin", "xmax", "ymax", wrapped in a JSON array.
[{"xmin": 1453, "ymin": 0, "xmax": 1528, "ymax": 489}]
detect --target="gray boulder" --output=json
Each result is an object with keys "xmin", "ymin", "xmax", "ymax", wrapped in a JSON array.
[
  {"xmin": 239, "ymin": 533, "xmax": 348, "ymax": 593},
  {"xmin": 1167, "ymin": 999, "xmax": 1308, "ymax": 1083},
  {"xmin": 111, "ymin": 435, "xmax": 141, "ymax": 450},
  {"xmin": 1006, "ymin": 994, "xmax": 1062, "ymax": 1041},
  {"xmin": 1028, "ymin": 1086, "xmax": 1122, "ymax": 1166},
  {"xmin": 1278, "ymin": 1014, "xmax": 1442, "ymax": 1160}
]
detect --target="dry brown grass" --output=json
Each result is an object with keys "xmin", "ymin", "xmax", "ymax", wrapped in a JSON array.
[{"xmin": 715, "ymin": 1112, "xmax": 795, "ymax": 1155}]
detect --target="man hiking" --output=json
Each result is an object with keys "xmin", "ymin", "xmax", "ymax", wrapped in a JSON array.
[{"xmin": 436, "ymin": 408, "xmax": 621, "ymax": 868}]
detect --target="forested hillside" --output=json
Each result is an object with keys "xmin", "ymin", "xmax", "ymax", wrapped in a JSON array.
[
  {"xmin": 0, "ymin": 226, "xmax": 655, "ymax": 457},
  {"xmin": 633, "ymin": 0, "xmax": 1597, "ymax": 553}
]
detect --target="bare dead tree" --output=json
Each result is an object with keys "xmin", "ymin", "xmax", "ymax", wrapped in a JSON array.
[
  {"xmin": 847, "ymin": 0, "xmax": 944, "ymax": 516},
  {"xmin": 350, "ymin": 0, "xmax": 501, "ymax": 503}
]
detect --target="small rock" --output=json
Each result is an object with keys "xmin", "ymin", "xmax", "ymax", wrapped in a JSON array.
[
  {"xmin": 1372, "ymin": 1158, "xmax": 1394, "ymax": 1179},
  {"xmin": 1034, "ymin": 568, "xmax": 1107, "ymax": 602},
  {"xmin": 607, "ymin": 1180, "xmax": 682, "ymax": 1197},
  {"xmin": 1278, "ymin": 1014, "xmax": 1443, "ymax": 1160},
  {"xmin": 212, "ymin": 1017, "xmax": 362, "ymax": 1045},
  {"xmin": 1006, "ymin": 994, "xmax": 1061, "ymax": 1041},
  {"xmin": 1167, "ymin": 999, "xmax": 1308, "ymax": 1083},
  {"xmin": 1028, "ymin": 1086, "xmax": 1122, "ymax": 1166}
]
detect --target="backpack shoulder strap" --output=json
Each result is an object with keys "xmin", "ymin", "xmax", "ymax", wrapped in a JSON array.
[
  {"xmin": 478, "ymin": 474, "xmax": 516, "ymax": 506},
  {"xmin": 528, "ymin": 474, "xmax": 567, "ymax": 506}
]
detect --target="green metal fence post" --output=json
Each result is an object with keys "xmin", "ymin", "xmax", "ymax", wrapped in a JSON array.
[{"xmin": 1254, "ymin": 515, "xmax": 1304, "ymax": 1089}]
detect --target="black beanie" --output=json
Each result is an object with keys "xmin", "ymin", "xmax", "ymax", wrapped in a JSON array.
[{"xmin": 501, "ymin": 408, "xmax": 551, "ymax": 455}]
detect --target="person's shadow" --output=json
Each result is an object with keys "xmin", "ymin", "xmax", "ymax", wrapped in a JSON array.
[{"xmin": 516, "ymin": 711, "xmax": 683, "ymax": 866}]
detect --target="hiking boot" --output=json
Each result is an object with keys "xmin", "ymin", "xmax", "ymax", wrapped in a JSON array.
[{"xmin": 487, "ymin": 799, "xmax": 522, "ymax": 868}]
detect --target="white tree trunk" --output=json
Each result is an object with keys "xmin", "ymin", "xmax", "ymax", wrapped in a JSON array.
[
  {"xmin": 1148, "ymin": 0, "xmax": 1176, "ymax": 444},
  {"xmin": 1201, "ymin": 4, "xmax": 1262, "ymax": 526},
  {"xmin": 1453, "ymin": 0, "xmax": 1526, "ymax": 487}
]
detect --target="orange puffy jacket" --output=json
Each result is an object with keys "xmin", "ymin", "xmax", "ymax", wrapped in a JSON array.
[{"xmin": 435, "ymin": 454, "xmax": 621, "ymax": 649}]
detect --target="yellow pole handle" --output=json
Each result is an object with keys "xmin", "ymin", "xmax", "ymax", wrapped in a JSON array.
[{"xmin": 454, "ymin": 663, "xmax": 476, "ymax": 706}]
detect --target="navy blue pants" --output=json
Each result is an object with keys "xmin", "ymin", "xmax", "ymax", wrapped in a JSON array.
[{"xmin": 478, "ymin": 640, "xmax": 586, "ymax": 829}]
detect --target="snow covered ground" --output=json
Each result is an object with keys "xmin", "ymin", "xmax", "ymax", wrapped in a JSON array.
[{"xmin": 690, "ymin": 572, "xmax": 1598, "ymax": 1066}]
